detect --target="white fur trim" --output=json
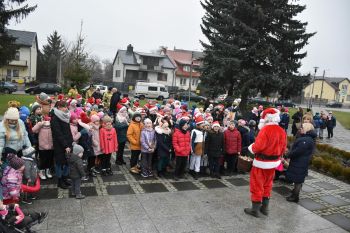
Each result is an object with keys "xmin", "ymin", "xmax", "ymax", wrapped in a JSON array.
[
  {"xmin": 253, "ymin": 159, "xmax": 281, "ymax": 169},
  {"xmin": 248, "ymin": 144, "xmax": 254, "ymax": 154}
]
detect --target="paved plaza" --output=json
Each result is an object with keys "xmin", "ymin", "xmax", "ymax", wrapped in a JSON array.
[{"xmin": 26, "ymin": 150, "xmax": 350, "ymax": 233}]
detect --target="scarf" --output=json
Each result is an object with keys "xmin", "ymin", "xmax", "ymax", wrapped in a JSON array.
[{"xmin": 54, "ymin": 108, "xmax": 70, "ymax": 124}]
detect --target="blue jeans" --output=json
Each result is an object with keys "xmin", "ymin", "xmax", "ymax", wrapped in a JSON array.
[{"xmin": 55, "ymin": 163, "xmax": 69, "ymax": 178}]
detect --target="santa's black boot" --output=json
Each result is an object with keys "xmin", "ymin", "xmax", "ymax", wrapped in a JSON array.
[
  {"xmin": 244, "ymin": 201, "xmax": 262, "ymax": 218},
  {"xmin": 260, "ymin": 197, "xmax": 270, "ymax": 216}
]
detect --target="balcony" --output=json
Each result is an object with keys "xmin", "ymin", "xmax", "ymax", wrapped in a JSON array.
[
  {"xmin": 9, "ymin": 60, "xmax": 27, "ymax": 67},
  {"xmin": 139, "ymin": 64, "xmax": 163, "ymax": 72}
]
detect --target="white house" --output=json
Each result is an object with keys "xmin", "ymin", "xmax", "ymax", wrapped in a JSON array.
[
  {"xmin": 112, "ymin": 45, "xmax": 176, "ymax": 90},
  {"xmin": 0, "ymin": 29, "xmax": 38, "ymax": 83}
]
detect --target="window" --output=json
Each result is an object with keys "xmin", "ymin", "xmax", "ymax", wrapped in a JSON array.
[
  {"xmin": 12, "ymin": 70, "xmax": 19, "ymax": 77},
  {"xmin": 115, "ymin": 70, "xmax": 121, "ymax": 77},
  {"xmin": 143, "ymin": 56, "xmax": 159, "ymax": 66},
  {"xmin": 148, "ymin": 86, "xmax": 157, "ymax": 91},
  {"xmin": 15, "ymin": 51, "xmax": 20, "ymax": 61},
  {"xmin": 342, "ymin": 84, "xmax": 348, "ymax": 90},
  {"xmin": 196, "ymin": 80, "xmax": 199, "ymax": 85},
  {"xmin": 157, "ymin": 73, "xmax": 167, "ymax": 81},
  {"xmin": 6, "ymin": 69, "xmax": 11, "ymax": 77},
  {"xmin": 160, "ymin": 87, "xmax": 166, "ymax": 92},
  {"xmin": 180, "ymin": 78, "xmax": 187, "ymax": 85},
  {"xmin": 183, "ymin": 66, "xmax": 191, "ymax": 72},
  {"xmin": 192, "ymin": 79, "xmax": 195, "ymax": 86}
]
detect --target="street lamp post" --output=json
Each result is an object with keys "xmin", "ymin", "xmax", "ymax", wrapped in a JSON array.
[
  {"xmin": 188, "ymin": 52, "xmax": 193, "ymax": 108},
  {"xmin": 309, "ymin": 66, "xmax": 319, "ymax": 109},
  {"xmin": 319, "ymin": 70, "xmax": 326, "ymax": 107}
]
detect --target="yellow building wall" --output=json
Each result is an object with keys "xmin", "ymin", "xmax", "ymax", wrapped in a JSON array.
[
  {"xmin": 0, "ymin": 66, "xmax": 29, "ymax": 83},
  {"xmin": 303, "ymin": 80, "xmax": 337, "ymax": 101}
]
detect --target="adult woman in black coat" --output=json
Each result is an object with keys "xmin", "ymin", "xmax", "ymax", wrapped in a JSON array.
[
  {"xmin": 51, "ymin": 100, "xmax": 74, "ymax": 189},
  {"xmin": 155, "ymin": 120, "xmax": 172, "ymax": 177},
  {"xmin": 286, "ymin": 123, "xmax": 316, "ymax": 202}
]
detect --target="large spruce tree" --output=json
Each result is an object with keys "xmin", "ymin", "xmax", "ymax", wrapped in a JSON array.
[
  {"xmin": 200, "ymin": 0, "xmax": 315, "ymax": 109},
  {"xmin": 0, "ymin": 0, "xmax": 36, "ymax": 66}
]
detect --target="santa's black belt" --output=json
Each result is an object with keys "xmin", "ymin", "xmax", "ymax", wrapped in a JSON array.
[{"xmin": 255, "ymin": 154, "xmax": 279, "ymax": 161}]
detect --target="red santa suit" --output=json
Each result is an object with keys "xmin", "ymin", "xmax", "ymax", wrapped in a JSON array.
[{"xmin": 248, "ymin": 108, "xmax": 287, "ymax": 202}]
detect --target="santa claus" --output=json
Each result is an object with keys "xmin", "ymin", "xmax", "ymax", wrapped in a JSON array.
[{"xmin": 244, "ymin": 108, "xmax": 287, "ymax": 218}]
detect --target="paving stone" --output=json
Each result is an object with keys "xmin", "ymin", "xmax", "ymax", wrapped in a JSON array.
[
  {"xmin": 132, "ymin": 173, "xmax": 157, "ymax": 181},
  {"xmin": 323, "ymin": 214, "xmax": 350, "ymax": 232},
  {"xmin": 101, "ymin": 174, "xmax": 126, "ymax": 182},
  {"xmin": 314, "ymin": 181, "xmax": 339, "ymax": 190},
  {"xmin": 339, "ymin": 192, "xmax": 350, "ymax": 200},
  {"xmin": 107, "ymin": 185, "xmax": 135, "ymax": 195},
  {"xmin": 200, "ymin": 180, "xmax": 227, "ymax": 189},
  {"xmin": 305, "ymin": 175, "xmax": 315, "ymax": 180},
  {"xmin": 111, "ymin": 164, "xmax": 121, "ymax": 171},
  {"xmin": 171, "ymin": 181, "xmax": 200, "ymax": 191},
  {"xmin": 80, "ymin": 186, "xmax": 98, "ymax": 197},
  {"xmin": 298, "ymin": 198, "xmax": 327, "ymax": 211},
  {"xmin": 140, "ymin": 183, "xmax": 168, "ymax": 193},
  {"xmin": 226, "ymin": 178, "xmax": 249, "ymax": 186},
  {"xmin": 273, "ymin": 186, "xmax": 292, "ymax": 196},
  {"xmin": 302, "ymin": 184, "xmax": 319, "ymax": 193},
  {"xmin": 38, "ymin": 188, "xmax": 58, "ymax": 200},
  {"xmin": 319, "ymin": 195, "xmax": 350, "ymax": 207}
]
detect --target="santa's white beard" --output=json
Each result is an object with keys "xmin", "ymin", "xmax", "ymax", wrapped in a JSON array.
[{"xmin": 258, "ymin": 122, "xmax": 265, "ymax": 130}]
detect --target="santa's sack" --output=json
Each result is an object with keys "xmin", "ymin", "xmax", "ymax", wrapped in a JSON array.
[{"xmin": 237, "ymin": 156, "xmax": 253, "ymax": 172}]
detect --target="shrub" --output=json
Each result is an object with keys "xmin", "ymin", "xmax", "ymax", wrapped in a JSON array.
[
  {"xmin": 312, "ymin": 157, "xmax": 323, "ymax": 170},
  {"xmin": 321, "ymin": 159, "xmax": 332, "ymax": 172},
  {"xmin": 329, "ymin": 163, "xmax": 343, "ymax": 177},
  {"xmin": 342, "ymin": 168, "xmax": 350, "ymax": 182}
]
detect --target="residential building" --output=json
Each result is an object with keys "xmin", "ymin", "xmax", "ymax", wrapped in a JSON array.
[
  {"xmin": 162, "ymin": 48, "xmax": 203, "ymax": 91},
  {"xmin": 0, "ymin": 29, "xmax": 38, "ymax": 83},
  {"xmin": 112, "ymin": 45, "xmax": 176, "ymax": 90},
  {"xmin": 303, "ymin": 76, "xmax": 350, "ymax": 104}
]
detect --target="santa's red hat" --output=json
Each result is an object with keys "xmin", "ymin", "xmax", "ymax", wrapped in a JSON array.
[
  {"xmin": 116, "ymin": 103, "xmax": 123, "ymax": 112},
  {"xmin": 181, "ymin": 112, "xmax": 190, "ymax": 121},
  {"xmin": 58, "ymin": 94, "xmax": 65, "ymax": 101},
  {"xmin": 87, "ymin": 97, "xmax": 95, "ymax": 105},
  {"xmin": 136, "ymin": 107, "xmax": 146, "ymax": 116},
  {"xmin": 212, "ymin": 121, "xmax": 220, "ymax": 128},
  {"xmin": 205, "ymin": 113, "xmax": 213, "ymax": 120},
  {"xmin": 80, "ymin": 112, "xmax": 91, "ymax": 124},
  {"xmin": 157, "ymin": 110, "xmax": 164, "ymax": 117},
  {"xmin": 76, "ymin": 94, "xmax": 82, "ymax": 100},
  {"xmin": 195, "ymin": 115, "xmax": 204, "ymax": 125},
  {"xmin": 133, "ymin": 101, "xmax": 140, "ymax": 108},
  {"xmin": 95, "ymin": 98, "xmax": 102, "ymax": 105},
  {"xmin": 258, "ymin": 108, "xmax": 280, "ymax": 130},
  {"xmin": 120, "ymin": 98, "xmax": 129, "ymax": 105},
  {"xmin": 149, "ymin": 106, "xmax": 158, "ymax": 113}
]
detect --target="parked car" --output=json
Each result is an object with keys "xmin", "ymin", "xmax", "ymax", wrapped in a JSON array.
[
  {"xmin": 0, "ymin": 81, "xmax": 17, "ymax": 94},
  {"xmin": 326, "ymin": 101, "xmax": 342, "ymax": 108},
  {"xmin": 274, "ymin": 100, "xmax": 296, "ymax": 108},
  {"xmin": 248, "ymin": 98, "xmax": 273, "ymax": 106},
  {"xmin": 134, "ymin": 82, "xmax": 169, "ymax": 100},
  {"xmin": 25, "ymin": 83, "xmax": 62, "ymax": 95},
  {"xmin": 81, "ymin": 84, "xmax": 108, "ymax": 95},
  {"xmin": 175, "ymin": 91, "xmax": 207, "ymax": 102}
]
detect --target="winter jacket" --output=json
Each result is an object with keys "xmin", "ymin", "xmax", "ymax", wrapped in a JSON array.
[
  {"xmin": 70, "ymin": 124, "xmax": 81, "ymax": 143},
  {"xmin": 237, "ymin": 126, "xmax": 250, "ymax": 148},
  {"xmin": 92, "ymin": 91, "xmax": 103, "ymax": 100},
  {"xmin": 103, "ymin": 91, "xmax": 113, "ymax": 107},
  {"xmin": 191, "ymin": 129, "xmax": 204, "ymax": 156},
  {"xmin": 313, "ymin": 115, "xmax": 321, "ymax": 128},
  {"xmin": 0, "ymin": 120, "xmax": 32, "ymax": 154},
  {"xmin": 155, "ymin": 126, "xmax": 172, "ymax": 158},
  {"xmin": 1, "ymin": 166, "xmax": 23, "ymax": 200},
  {"xmin": 286, "ymin": 131, "xmax": 316, "ymax": 183},
  {"xmin": 127, "ymin": 120, "xmax": 143, "ymax": 150},
  {"xmin": 115, "ymin": 118, "xmax": 128, "ymax": 143},
  {"xmin": 100, "ymin": 127, "xmax": 118, "ymax": 154},
  {"xmin": 91, "ymin": 125, "xmax": 102, "ymax": 156},
  {"xmin": 141, "ymin": 128, "xmax": 156, "ymax": 153},
  {"xmin": 224, "ymin": 128, "xmax": 241, "ymax": 155},
  {"xmin": 279, "ymin": 113, "xmax": 290, "ymax": 130},
  {"xmin": 32, "ymin": 122, "xmax": 53, "ymax": 150},
  {"xmin": 205, "ymin": 131, "xmax": 224, "ymax": 158},
  {"xmin": 50, "ymin": 112, "xmax": 74, "ymax": 165},
  {"xmin": 79, "ymin": 132, "xmax": 95, "ymax": 157},
  {"xmin": 172, "ymin": 128, "xmax": 191, "ymax": 157},
  {"xmin": 326, "ymin": 116, "xmax": 336, "ymax": 128},
  {"xmin": 68, "ymin": 154, "xmax": 85, "ymax": 179}
]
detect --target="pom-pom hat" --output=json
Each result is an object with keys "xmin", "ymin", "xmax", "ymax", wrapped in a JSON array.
[{"xmin": 212, "ymin": 121, "xmax": 220, "ymax": 128}]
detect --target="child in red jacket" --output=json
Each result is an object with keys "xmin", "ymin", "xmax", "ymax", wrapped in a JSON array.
[
  {"xmin": 172, "ymin": 119, "xmax": 191, "ymax": 180},
  {"xmin": 224, "ymin": 120, "xmax": 242, "ymax": 175},
  {"xmin": 99, "ymin": 115, "xmax": 118, "ymax": 176}
]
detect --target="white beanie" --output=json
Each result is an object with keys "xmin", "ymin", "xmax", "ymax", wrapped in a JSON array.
[
  {"xmin": 4, "ymin": 107, "xmax": 20, "ymax": 120},
  {"xmin": 72, "ymin": 142, "xmax": 84, "ymax": 156}
]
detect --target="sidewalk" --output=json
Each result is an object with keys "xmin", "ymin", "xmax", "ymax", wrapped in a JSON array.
[
  {"xmin": 312, "ymin": 106, "xmax": 350, "ymax": 152},
  {"xmin": 27, "ymin": 152, "xmax": 350, "ymax": 233}
]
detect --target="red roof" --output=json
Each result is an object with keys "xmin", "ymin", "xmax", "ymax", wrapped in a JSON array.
[{"xmin": 165, "ymin": 49, "xmax": 202, "ymax": 78}]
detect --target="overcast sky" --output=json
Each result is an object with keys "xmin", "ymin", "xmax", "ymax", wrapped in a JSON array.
[{"xmin": 9, "ymin": 0, "xmax": 350, "ymax": 77}]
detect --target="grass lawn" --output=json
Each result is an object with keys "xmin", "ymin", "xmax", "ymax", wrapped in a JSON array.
[
  {"xmin": 0, "ymin": 94, "xmax": 37, "ymax": 115},
  {"xmin": 329, "ymin": 111, "xmax": 350, "ymax": 129}
]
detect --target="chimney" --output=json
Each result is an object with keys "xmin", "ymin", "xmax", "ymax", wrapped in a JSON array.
[{"xmin": 127, "ymin": 44, "xmax": 133, "ymax": 53}]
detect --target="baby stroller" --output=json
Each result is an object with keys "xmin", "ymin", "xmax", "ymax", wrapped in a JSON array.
[{"xmin": 0, "ymin": 204, "xmax": 47, "ymax": 233}]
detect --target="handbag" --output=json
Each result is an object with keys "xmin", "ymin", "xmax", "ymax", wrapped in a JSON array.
[{"xmin": 237, "ymin": 155, "xmax": 253, "ymax": 172}]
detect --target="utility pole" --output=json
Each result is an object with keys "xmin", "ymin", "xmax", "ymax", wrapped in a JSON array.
[
  {"xmin": 188, "ymin": 51, "xmax": 193, "ymax": 108},
  {"xmin": 319, "ymin": 70, "xmax": 326, "ymax": 107},
  {"xmin": 309, "ymin": 66, "xmax": 318, "ymax": 109}
]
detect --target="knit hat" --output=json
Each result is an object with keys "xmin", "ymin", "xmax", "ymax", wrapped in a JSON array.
[
  {"xmin": 36, "ymin": 92, "xmax": 50, "ymax": 105},
  {"xmin": 179, "ymin": 119, "xmax": 188, "ymax": 129},
  {"xmin": 97, "ymin": 111, "xmax": 104, "ymax": 119},
  {"xmin": 72, "ymin": 142, "xmax": 84, "ymax": 156},
  {"xmin": 144, "ymin": 118, "xmax": 152, "ymax": 125},
  {"xmin": 4, "ymin": 107, "xmax": 20, "ymax": 120},
  {"xmin": 132, "ymin": 112, "xmax": 142, "ymax": 121},
  {"xmin": 91, "ymin": 114, "xmax": 100, "ymax": 123},
  {"xmin": 31, "ymin": 104, "xmax": 42, "ymax": 114},
  {"xmin": 102, "ymin": 115, "xmax": 113, "ymax": 123},
  {"xmin": 22, "ymin": 146, "xmax": 36, "ymax": 158},
  {"xmin": 70, "ymin": 112, "xmax": 78, "ymax": 123},
  {"xmin": 8, "ymin": 100, "xmax": 20, "ymax": 108},
  {"xmin": 19, "ymin": 106, "xmax": 30, "ymax": 122},
  {"xmin": 7, "ymin": 154, "xmax": 25, "ymax": 170},
  {"xmin": 212, "ymin": 121, "xmax": 220, "ymax": 128},
  {"xmin": 248, "ymin": 120, "xmax": 256, "ymax": 126}
]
